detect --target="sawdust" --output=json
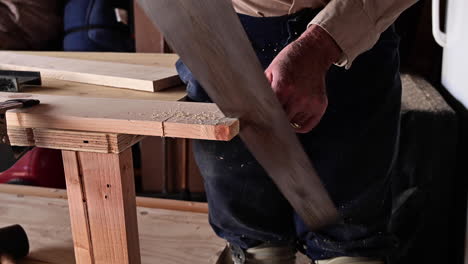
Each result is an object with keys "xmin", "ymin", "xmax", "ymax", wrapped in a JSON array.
[{"xmin": 150, "ymin": 107, "xmax": 224, "ymax": 125}]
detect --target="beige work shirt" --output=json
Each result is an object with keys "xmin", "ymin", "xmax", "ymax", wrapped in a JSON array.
[{"xmin": 233, "ymin": 0, "xmax": 418, "ymax": 68}]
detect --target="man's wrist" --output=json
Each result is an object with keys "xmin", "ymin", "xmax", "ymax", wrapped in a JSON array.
[{"xmin": 297, "ymin": 24, "xmax": 342, "ymax": 68}]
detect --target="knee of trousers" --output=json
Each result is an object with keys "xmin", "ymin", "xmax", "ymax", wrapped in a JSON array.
[
  {"xmin": 192, "ymin": 138, "xmax": 292, "ymax": 218},
  {"xmin": 192, "ymin": 137, "xmax": 259, "ymax": 183}
]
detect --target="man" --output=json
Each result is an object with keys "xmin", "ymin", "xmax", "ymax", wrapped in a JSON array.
[{"xmin": 176, "ymin": 1, "xmax": 418, "ymax": 263}]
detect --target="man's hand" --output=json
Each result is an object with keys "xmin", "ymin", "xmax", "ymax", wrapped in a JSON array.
[{"xmin": 265, "ymin": 25, "xmax": 341, "ymax": 133}]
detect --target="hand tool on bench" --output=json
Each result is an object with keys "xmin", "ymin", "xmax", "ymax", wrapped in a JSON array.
[
  {"xmin": 0, "ymin": 99, "xmax": 40, "ymax": 172},
  {"xmin": 139, "ymin": 0, "xmax": 339, "ymax": 230},
  {"xmin": 0, "ymin": 70, "xmax": 41, "ymax": 93},
  {"xmin": 0, "ymin": 225, "xmax": 29, "ymax": 264}
]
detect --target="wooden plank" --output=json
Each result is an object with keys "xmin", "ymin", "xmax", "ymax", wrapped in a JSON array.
[
  {"xmin": 8, "ymin": 127, "xmax": 144, "ymax": 154},
  {"xmin": 18, "ymin": 81, "xmax": 186, "ymax": 102},
  {"xmin": 83, "ymin": 149, "xmax": 141, "ymax": 264},
  {"xmin": 17, "ymin": 52, "xmax": 179, "ymax": 67},
  {"xmin": 138, "ymin": 0, "xmax": 338, "ymax": 229},
  {"xmin": 63, "ymin": 149, "xmax": 141, "ymax": 264},
  {"xmin": 62, "ymin": 151, "xmax": 94, "ymax": 264},
  {"xmin": 7, "ymin": 127, "xmax": 35, "ymax": 146},
  {"xmin": 0, "ymin": 52, "xmax": 181, "ymax": 92},
  {"xmin": 0, "ymin": 192, "xmax": 224, "ymax": 264},
  {"xmin": 1, "ymin": 93, "xmax": 239, "ymax": 141},
  {"xmin": 0, "ymin": 184, "xmax": 209, "ymax": 214},
  {"xmin": 12, "ymin": 52, "xmax": 186, "ymax": 102}
]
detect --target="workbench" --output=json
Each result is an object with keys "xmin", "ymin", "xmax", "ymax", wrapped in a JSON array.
[{"xmin": 0, "ymin": 52, "xmax": 239, "ymax": 264}]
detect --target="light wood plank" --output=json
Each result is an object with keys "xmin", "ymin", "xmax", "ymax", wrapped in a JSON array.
[
  {"xmin": 66, "ymin": 149, "xmax": 141, "ymax": 264},
  {"xmin": 138, "ymin": 0, "xmax": 338, "ymax": 229},
  {"xmin": 18, "ymin": 52, "xmax": 179, "ymax": 68},
  {"xmin": 0, "ymin": 52, "xmax": 181, "ymax": 92},
  {"xmin": 0, "ymin": 184, "xmax": 209, "ymax": 214},
  {"xmin": 62, "ymin": 151, "xmax": 94, "ymax": 264},
  {"xmin": 18, "ymin": 81, "xmax": 187, "ymax": 102},
  {"xmin": 8, "ymin": 128, "xmax": 144, "ymax": 154},
  {"xmin": 0, "ymin": 191, "xmax": 224, "ymax": 264},
  {"xmin": 2, "ymin": 93, "xmax": 239, "ymax": 141},
  {"xmin": 12, "ymin": 52, "xmax": 186, "ymax": 102}
]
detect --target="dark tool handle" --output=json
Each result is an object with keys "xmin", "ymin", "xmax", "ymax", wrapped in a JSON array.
[
  {"xmin": 0, "ymin": 99, "xmax": 40, "ymax": 112},
  {"xmin": 5, "ymin": 99, "xmax": 40, "ymax": 108},
  {"xmin": 0, "ymin": 70, "xmax": 41, "ymax": 86},
  {"xmin": 0, "ymin": 70, "xmax": 40, "ymax": 78},
  {"xmin": 0, "ymin": 225, "xmax": 29, "ymax": 258},
  {"xmin": 0, "ymin": 99, "xmax": 40, "ymax": 145}
]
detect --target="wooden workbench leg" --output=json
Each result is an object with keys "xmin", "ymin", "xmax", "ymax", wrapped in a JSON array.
[{"xmin": 63, "ymin": 149, "xmax": 141, "ymax": 264}]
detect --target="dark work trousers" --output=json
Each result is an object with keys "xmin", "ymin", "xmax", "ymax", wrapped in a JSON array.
[{"xmin": 176, "ymin": 9, "xmax": 402, "ymax": 261}]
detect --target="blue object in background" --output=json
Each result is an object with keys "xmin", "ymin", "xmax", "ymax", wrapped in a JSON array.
[{"xmin": 63, "ymin": 0, "xmax": 133, "ymax": 51}]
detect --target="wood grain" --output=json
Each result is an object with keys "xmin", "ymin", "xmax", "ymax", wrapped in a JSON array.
[
  {"xmin": 0, "ymin": 52, "xmax": 181, "ymax": 92},
  {"xmin": 0, "ymin": 191, "xmax": 223, "ymax": 264},
  {"xmin": 138, "ymin": 0, "xmax": 338, "ymax": 229},
  {"xmin": 63, "ymin": 149, "xmax": 141, "ymax": 264},
  {"xmin": 8, "ymin": 128, "xmax": 144, "ymax": 154},
  {"xmin": 17, "ymin": 52, "xmax": 179, "ymax": 67},
  {"xmin": 12, "ymin": 52, "xmax": 186, "ymax": 102},
  {"xmin": 0, "ymin": 184, "xmax": 209, "ymax": 214},
  {"xmin": 1, "ymin": 93, "xmax": 239, "ymax": 141},
  {"xmin": 62, "ymin": 151, "xmax": 94, "ymax": 264}
]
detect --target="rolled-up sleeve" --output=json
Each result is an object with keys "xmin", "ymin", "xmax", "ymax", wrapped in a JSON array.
[
  {"xmin": 310, "ymin": 0, "xmax": 418, "ymax": 68},
  {"xmin": 0, "ymin": 0, "xmax": 62, "ymax": 50}
]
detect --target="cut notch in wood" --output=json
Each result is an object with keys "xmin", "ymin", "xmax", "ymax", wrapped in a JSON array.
[{"xmin": 2, "ymin": 93, "xmax": 239, "ymax": 141}]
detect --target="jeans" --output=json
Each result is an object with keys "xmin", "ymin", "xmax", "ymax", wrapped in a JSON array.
[{"xmin": 176, "ymin": 9, "xmax": 402, "ymax": 261}]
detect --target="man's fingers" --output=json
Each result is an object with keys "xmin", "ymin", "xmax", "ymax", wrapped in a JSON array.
[
  {"xmin": 265, "ymin": 70, "xmax": 273, "ymax": 83},
  {"xmin": 271, "ymin": 78, "xmax": 291, "ymax": 106},
  {"xmin": 286, "ymin": 101, "xmax": 303, "ymax": 120},
  {"xmin": 289, "ymin": 98, "xmax": 327, "ymax": 133},
  {"xmin": 294, "ymin": 115, "xmax": 321, "ymax": 133},
  {"xmin": 290, "ymin": 111, "xmax": 312, "ymax": 133}
]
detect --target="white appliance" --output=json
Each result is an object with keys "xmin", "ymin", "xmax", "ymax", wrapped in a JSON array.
[{"xmin": 433, "ymin": 0, "xmax": 468, "ymax": 109}]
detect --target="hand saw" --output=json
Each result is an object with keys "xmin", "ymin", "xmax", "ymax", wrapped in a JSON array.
[{"xmin": 138, "ymin": 0, "xmax": 338, "ymax": 230}]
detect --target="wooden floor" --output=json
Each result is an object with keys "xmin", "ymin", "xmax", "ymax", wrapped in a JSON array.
[{"xmin": 0, "ymin": 192, "xmax": 225, "ymax": 264}]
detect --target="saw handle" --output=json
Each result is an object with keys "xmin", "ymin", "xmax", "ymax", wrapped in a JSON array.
[{"xmin": 0, "ymin": 99, "xmax": 40, "ymax": 112}]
